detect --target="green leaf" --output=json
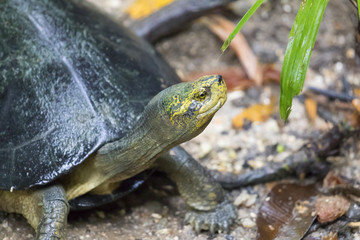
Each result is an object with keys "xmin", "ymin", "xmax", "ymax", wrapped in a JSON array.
[
  {"xmin": 221, "ymin": 0, "xmax": 265, "ymax": 52},
  {"xmin": 358, "ymin": 0, "xmax": 360, "ymax": 21},
  {"xmin": 280, "ymin": 0, "xmax": 329, "ymax": 120}
]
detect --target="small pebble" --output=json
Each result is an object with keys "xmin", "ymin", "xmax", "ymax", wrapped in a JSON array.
[
  {"xmin": 234, "ymin": 190, "xmax": 258, "ymax": 207},
  {"xmin": 245, "ymin": 194, "xmax": 257, "ymax": 207},
  {"xmin": 282, "ymin": 4, "xmax": 292, "ymax": 13},
  {"xmin": 151, "ymin": 213, "xmax": 162, "ymax": 219},
  {"xmin": 218, "ymin": 139, "xmax": 230, "ymax": 148},
  {"xmin": 353, "ymin": 233, "xmax": 360, "ymax": 240},
  {"xmin": 199, "ymin": 142, "xmax": 212, "ymax": 158},
  {"xmin": 247, "ymin": 159, "xmax": 265, "ymax": 169},
  {"xmin": 346, "ymin": 48, "xmax": 355, "ymax": 59},
  {"xmin": 2, "ymin": 219, "xmax": 9, "ymax": 228},
  {"xmin": 241, "ymin": 218, "xmax": 256, "ymax": 228},
  {"xmin": 156, "ymin": 228, "xmax": 171, "ymax": 234},
  {"xmin": 234, "ymin": 191, "xmax": 249, "ymax": 206}
]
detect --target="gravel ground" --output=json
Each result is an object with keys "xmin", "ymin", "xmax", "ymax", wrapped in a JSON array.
[{"xmin": 1, "ymin": 0, "xmax": 360, "ymax": 239}]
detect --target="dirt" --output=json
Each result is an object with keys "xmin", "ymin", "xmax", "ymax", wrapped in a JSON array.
[{"xmin": 1, "ymin": 0, "xmax": 360, "ymax": 239}]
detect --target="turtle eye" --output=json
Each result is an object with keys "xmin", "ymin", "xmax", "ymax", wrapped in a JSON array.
[{"xmin": 195, "ymin": 88, "xmax": 208, "ymax": 101}]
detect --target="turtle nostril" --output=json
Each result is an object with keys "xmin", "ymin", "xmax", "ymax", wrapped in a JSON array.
[{"xmin": 216, "ymin": 75, "xmax": 223, "ymax": 84}]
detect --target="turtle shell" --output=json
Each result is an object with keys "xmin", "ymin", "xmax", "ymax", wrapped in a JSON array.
[{"xmin": 0, "ymin": 0, "xmax": 181, "ymax": 190}]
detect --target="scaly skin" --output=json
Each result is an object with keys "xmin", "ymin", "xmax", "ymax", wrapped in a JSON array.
[
  {"xmin": 0, "ymin": 75, "xmax": 235, "ymax": 239},
  {"xmin": 157, "ymin": 146, "xmax": 237, "ymax": 233}
]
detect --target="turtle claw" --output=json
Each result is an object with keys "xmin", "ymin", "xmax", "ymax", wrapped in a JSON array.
[
  {"xmin": 184, "ymin": 199, "xmax": 237, "ymax": 234},
  {"xmin": 209, "ymin": 221, "xmax": 219, "ymax": 234},
  {"xmin": 194, "ymin": 219, "xmax": 203, "ymax": 234}
]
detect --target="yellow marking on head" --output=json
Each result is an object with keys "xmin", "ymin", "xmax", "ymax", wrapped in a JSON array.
[
  {"xmin": 173, "ymin": 95, "xmax": 180, "ymax": 105},
  {"xmin": 168, "ymin": 94, "xmax": 193, "ymax": 124}
]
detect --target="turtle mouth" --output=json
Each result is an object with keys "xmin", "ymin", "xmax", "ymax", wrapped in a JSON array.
[{"xmin": 198, "ymin": 97, "xmax": 225, "ymax": 118}]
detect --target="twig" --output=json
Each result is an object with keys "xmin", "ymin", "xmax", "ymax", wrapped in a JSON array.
[
  {"xmin": 349, "ymin": 0, "xmax": 358, "ymax": 9},
  {"xmin": 130, "ymin": 0, "xmax": 237, "ymax": 43},
  {"xmin": 308, "ymin": 86, "xmax": 355, "ymax": 102},
  {"xmin": 213, "ymin": 124, "xmax": 354, "ymax": 189},
  {"xmin": 341, "ymin": 75, "xmax": 353, "ymax": 97}
]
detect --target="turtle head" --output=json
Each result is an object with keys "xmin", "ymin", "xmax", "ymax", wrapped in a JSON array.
[{"xmin": 150, "ymin": 75, "xmax": 227, "ymax": 142}]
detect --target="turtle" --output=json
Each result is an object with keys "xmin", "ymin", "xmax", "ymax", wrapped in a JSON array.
[{"xmin": 0, "ymin": 0, "xmax": 237, "ymax": 239}]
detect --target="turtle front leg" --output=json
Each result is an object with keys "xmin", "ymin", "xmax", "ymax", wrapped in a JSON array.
[{"xmin": 156, "ymin": 146, "xmax": 237, "ymax": 233}]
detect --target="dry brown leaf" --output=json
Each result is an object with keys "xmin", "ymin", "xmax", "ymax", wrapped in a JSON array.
[
  {"xmin": 126, "ymin": 0, "xmax": 175, "ymax": 19},
  {"xmin": 323, "ymin": 171, "xmax": 349, "ymax": 188},
  {"xmin": 316, "ymin": 195, "xmax": 350, "ymax": 223},
  {"xmin": 262, "ymin": 65, "xmax": 281, "ymax": 83},
  {"xmin": 256, "ymin": 183, "xmax": 317, "ymax": 240},
  {"xmin": 183, "ymin": 64, "xmax": 280, "ymax": 91},
  {"xmin": 353, "ymin": 88, "xmax": 360, "ymax": 97},
  {"xmin": 182, "ymin": 67, "xmax": 254, "ymax": 91},
  {"xmin": 305, "ymin": 98, "xmax": 317, "ymax": 123},
  {"xmin": 232, "ymin": 97, "xmax": 276, "ymax": 129},
  {"xmin": 322, "ymin": 232, "xmax": 338, "ymax": 240},
  {"xmin": 345, "ymin": 112, "xmax": 360, "ymax": 127},
  {"xmin": 352, "ymin": 98, "xmax": 360, "ymax": 112},
  {"xmin": 202, "ymin": 15, "xmax": 263, "ymax": 85}
]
